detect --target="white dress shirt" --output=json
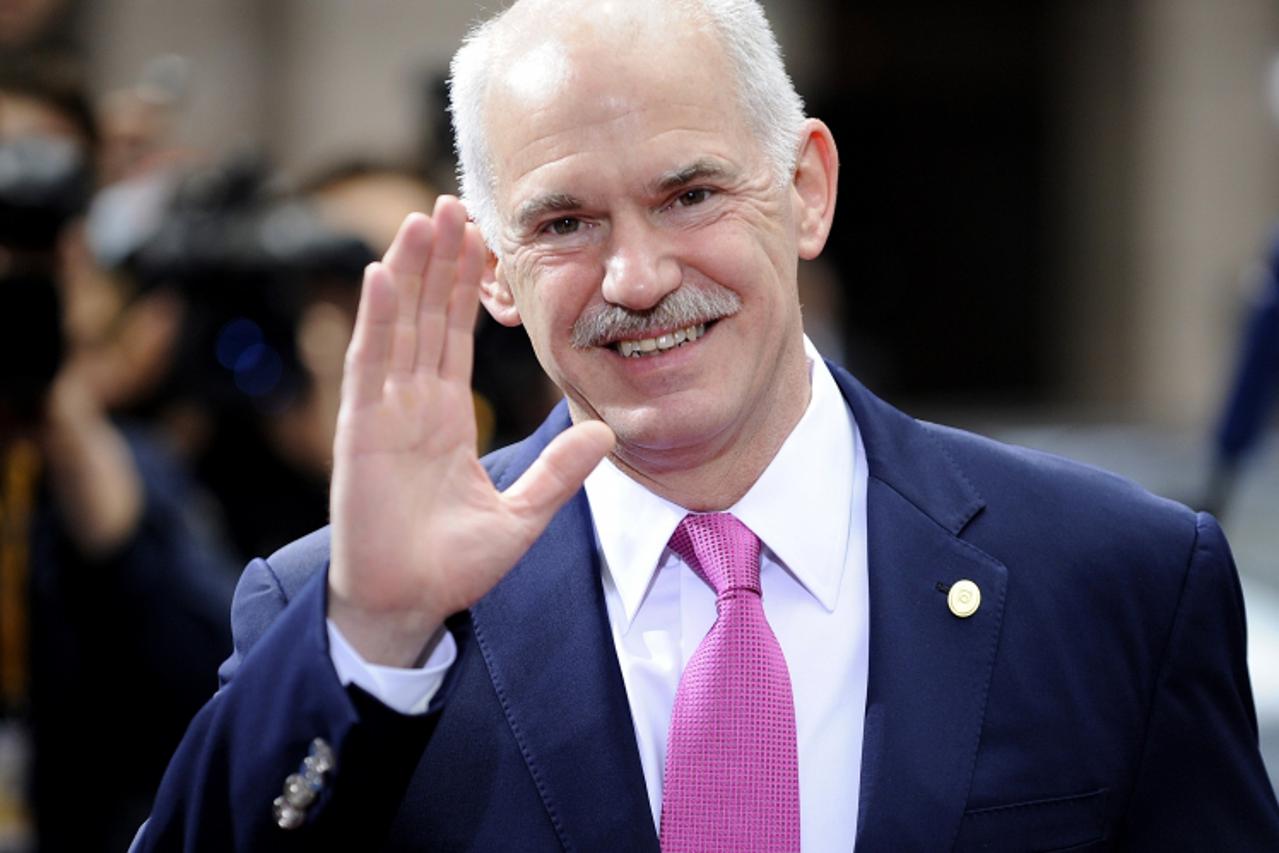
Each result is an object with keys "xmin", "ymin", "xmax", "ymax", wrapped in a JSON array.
[{"xmin": 328, "ymin": 338, "xmax": 870, "ymax": 850}]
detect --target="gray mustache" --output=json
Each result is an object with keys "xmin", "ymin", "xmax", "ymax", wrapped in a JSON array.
[{"xmin": 571, "ymin": 283, "xmax": 742, "ymax": 348}]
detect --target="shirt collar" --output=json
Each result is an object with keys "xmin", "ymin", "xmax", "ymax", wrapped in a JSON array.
[{"xmin": 583, "ymin": 336, "xmax": 858, "ymax": 630}]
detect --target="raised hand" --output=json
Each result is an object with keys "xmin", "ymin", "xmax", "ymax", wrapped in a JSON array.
[{"xmin": 327, "ymin": 197, "xmax": 614, "ymax": 667}]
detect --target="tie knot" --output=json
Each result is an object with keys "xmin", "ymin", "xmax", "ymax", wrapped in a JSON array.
[{"xmin": 669, "ymin": 513, "xmax": 761, "ymax": 597}]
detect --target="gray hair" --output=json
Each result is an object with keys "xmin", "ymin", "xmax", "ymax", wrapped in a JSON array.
[{"xmin": 448, "ymin": 0, "xmax": 807, "ymax": 252}]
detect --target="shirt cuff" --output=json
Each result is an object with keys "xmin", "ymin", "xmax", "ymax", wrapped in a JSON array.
[{"xmin": 326, "ymin": 618, "xmax": 457, "ymax": 715}]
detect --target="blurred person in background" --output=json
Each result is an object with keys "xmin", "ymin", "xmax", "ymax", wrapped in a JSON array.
[
  {"xmin": 1196, "ymin": 57, "xmax": 1279, "ymax": 520},
  {"xmin": 123, "ymin": 155, "xmax": 378, "ymax": 561},
  {"xmin": 0, "ymin": 61, "xmax": 239, "ymax": 852},
  {"xmin": 305, "ymin": 160, "xmax": 440, "ymax": 258},
  {"xmin": 0, "ymin": 0, "xmax": 75, "ymax": 59},
  {"xmin": 299, "ymin": 161, "xmax": 448, "ymax": 461},
  {"xmin": 1200, "ymin": 224, "xmax": 1279, "ymax": 519},
  {"xmin": 94, "ymin": 54, "xmax": 191, "ymax": 189}
]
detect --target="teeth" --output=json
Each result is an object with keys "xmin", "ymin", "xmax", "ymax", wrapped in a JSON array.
[{"xmin": 614, "ymin": 324, "xmax": 706, "ymax": 358}]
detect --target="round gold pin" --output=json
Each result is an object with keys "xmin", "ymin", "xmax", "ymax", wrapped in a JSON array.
[{"xmin": 947, "ymin": 579, "xmax": 981, "ymax": 618}]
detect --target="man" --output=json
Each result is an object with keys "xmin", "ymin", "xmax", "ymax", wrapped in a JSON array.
[{"xmin": 136, "ymin": 0, "xmax": 1279, "ymax": 850}]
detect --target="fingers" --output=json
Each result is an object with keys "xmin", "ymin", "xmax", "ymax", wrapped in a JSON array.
[
  {"xmin": 383, "ymin": 212, "xmax": 434, "ymax": 376},
  {"xmin": 412, "ymin": 197, "xmax": 470, "ymax": 375},
  {"xmin": 348, "ymin": 199, "xmax": 480, "ymax": 401},
  {"xmin": 502, "ymin": 420, "xmax": 616, "ymax": 534},
  {"xmin": 343, "ymin": 263, "xmax": 398, "ymax": 408},
  {"xmin": 437, "ymin": 223, "xmax": 486, "ymax": 383}
]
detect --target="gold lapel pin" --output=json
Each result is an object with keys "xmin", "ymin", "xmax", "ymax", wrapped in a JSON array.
[{"xmin": 947, "ymin": 579, "xmax": 981, "ymax": 618}]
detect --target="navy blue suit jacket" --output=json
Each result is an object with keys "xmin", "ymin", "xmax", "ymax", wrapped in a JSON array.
[{"xmin": 137, "ymin": 365, "xmax": 1279, "ymax": 851}]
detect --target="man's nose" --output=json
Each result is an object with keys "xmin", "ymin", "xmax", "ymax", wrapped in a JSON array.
[{"xmin": 600, "ymin": 216, "xmax": 681, "ymax": 310}]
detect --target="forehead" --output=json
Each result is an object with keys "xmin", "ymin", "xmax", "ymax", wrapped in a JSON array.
[{"xmin": 484, "ymin": 13, "xmax": 758, "ymax": 210}]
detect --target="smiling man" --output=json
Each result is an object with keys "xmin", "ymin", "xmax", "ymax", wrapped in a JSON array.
[
  {"xmin": 135, "ymin": 1, "xmax": 1279, "ymax": 851},
  {"xmin": 473, "ymin": 2, "xmax": 826, "ymax": 512}
]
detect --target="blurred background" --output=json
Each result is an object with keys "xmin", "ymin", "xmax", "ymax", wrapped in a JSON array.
[{"xmin": 0, "ymin": 0, "xmax": 1276, "ymax": 849}]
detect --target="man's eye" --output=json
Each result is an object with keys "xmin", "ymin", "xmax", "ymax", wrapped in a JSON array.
[
  {"xmin": 676, "ymin": 188, "xmax": 712, "ymax": 207},
  {"xmin": 545, "ymin": 217, "xmax": 581, "ymax": 236}
]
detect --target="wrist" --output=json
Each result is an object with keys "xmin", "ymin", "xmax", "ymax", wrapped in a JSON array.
[{"xmin": 326, "ymin": 589, "xmax": 445, "ymax": 668}]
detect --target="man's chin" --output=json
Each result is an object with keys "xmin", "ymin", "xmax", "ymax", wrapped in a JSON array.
[{"xmin": 593, "ymin": 403, "xmax": 739, "ymax": 469}]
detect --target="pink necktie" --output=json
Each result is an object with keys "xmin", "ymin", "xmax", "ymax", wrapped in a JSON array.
[{"xmin": 659, "ymin": 513, "xmax": 801, "ymax": 852}]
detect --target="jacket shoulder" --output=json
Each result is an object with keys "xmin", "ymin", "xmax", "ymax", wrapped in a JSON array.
[
  {"xmin": 923, "ymin": 420, "xmax": 1193, "ymax": 521},
  {"xmin": 918, "ymin": 419, "xmax": 1201, "ymax": 576}
]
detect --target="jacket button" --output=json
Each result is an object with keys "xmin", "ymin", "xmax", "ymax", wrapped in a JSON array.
[
  {"xmin": 947, "ymin": 579, "xmax": 981, "ymax": 618},
  {"xmin": 273, "ymin": 738, "xmax": 336, "ymax": 829},
  {"xmin": 274, "ymin": 796, "xmax": 305, "ymax": 830}
]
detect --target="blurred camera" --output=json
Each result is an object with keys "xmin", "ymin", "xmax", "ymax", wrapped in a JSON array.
[
  {"xmin": 126, "ymin": 156, "xmax": 375, "ymax": 416},
  {"xmin": 0, "ymin": 136, "xmax": 91, "ymax": 429}
]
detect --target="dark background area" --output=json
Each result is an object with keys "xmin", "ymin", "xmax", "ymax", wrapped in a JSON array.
[{"xmin": 815, "ymin": 2, "xmax": 1053, "ymax": 400}]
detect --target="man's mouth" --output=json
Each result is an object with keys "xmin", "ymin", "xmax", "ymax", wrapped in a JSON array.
[{"xmin": 613, "ymin": 322, "xmax": 707, "ymax": 358}]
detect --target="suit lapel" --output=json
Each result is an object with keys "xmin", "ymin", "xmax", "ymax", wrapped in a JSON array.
[
  {"xmin": 472, "ymin": 406, "xmax": 658, "ymax": 852},
  {"xmin": 832, "ymin": 366, "xmax": 1009, "ymax": 850}
]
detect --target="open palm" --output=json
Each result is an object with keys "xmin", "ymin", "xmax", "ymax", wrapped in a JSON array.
[{"xmin": 327, "ymin": 197, "xmax": 613, "ymax": 666}]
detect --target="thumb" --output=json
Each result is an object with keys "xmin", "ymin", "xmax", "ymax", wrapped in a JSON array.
[{"xmin": 501, "ymin": 419, "xmax": 615, "ymax": 535}]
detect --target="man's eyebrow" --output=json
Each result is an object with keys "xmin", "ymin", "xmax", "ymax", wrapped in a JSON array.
[
  {"xmin": 515, "ymin": 192, "xmax": 583, "ymax": 233},
  {"xmin": 650, "ymin": 159, "xmax": 734, "ymax": 195}
]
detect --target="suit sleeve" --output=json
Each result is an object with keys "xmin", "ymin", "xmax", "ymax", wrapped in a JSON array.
[
  {"xmin": 133, "ymin": 562, "xmax": 443, "ymax": 851},
  {"xmin": 1119, "ymin": 512, "xmax": 1279, "ymax": 849}
]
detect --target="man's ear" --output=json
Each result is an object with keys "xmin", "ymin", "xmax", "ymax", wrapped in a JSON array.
[
  {"xmin": 480, "ymin": 249, "xmax": 523, "ymax": 327},
  {"xmin": 791, "ymin": 118, "xmax": 839, "ymax": 260}
]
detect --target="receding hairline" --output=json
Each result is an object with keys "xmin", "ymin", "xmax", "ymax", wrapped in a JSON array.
[
  {"xmin": 471, "ymin": 0, "xmax": 755, "ymax": 123},
  {"xmin": 480, "ymin": 0, "xmax": 724, "ymax": 102},
  {"xmin": 490, "ymin": 0, "xmax": 712, "ymax": 48}
]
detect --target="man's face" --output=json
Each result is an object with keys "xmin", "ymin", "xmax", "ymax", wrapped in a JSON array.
[{"xmin": 482, "ymin": 20, "xmax": 821, "ymax": 476}]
